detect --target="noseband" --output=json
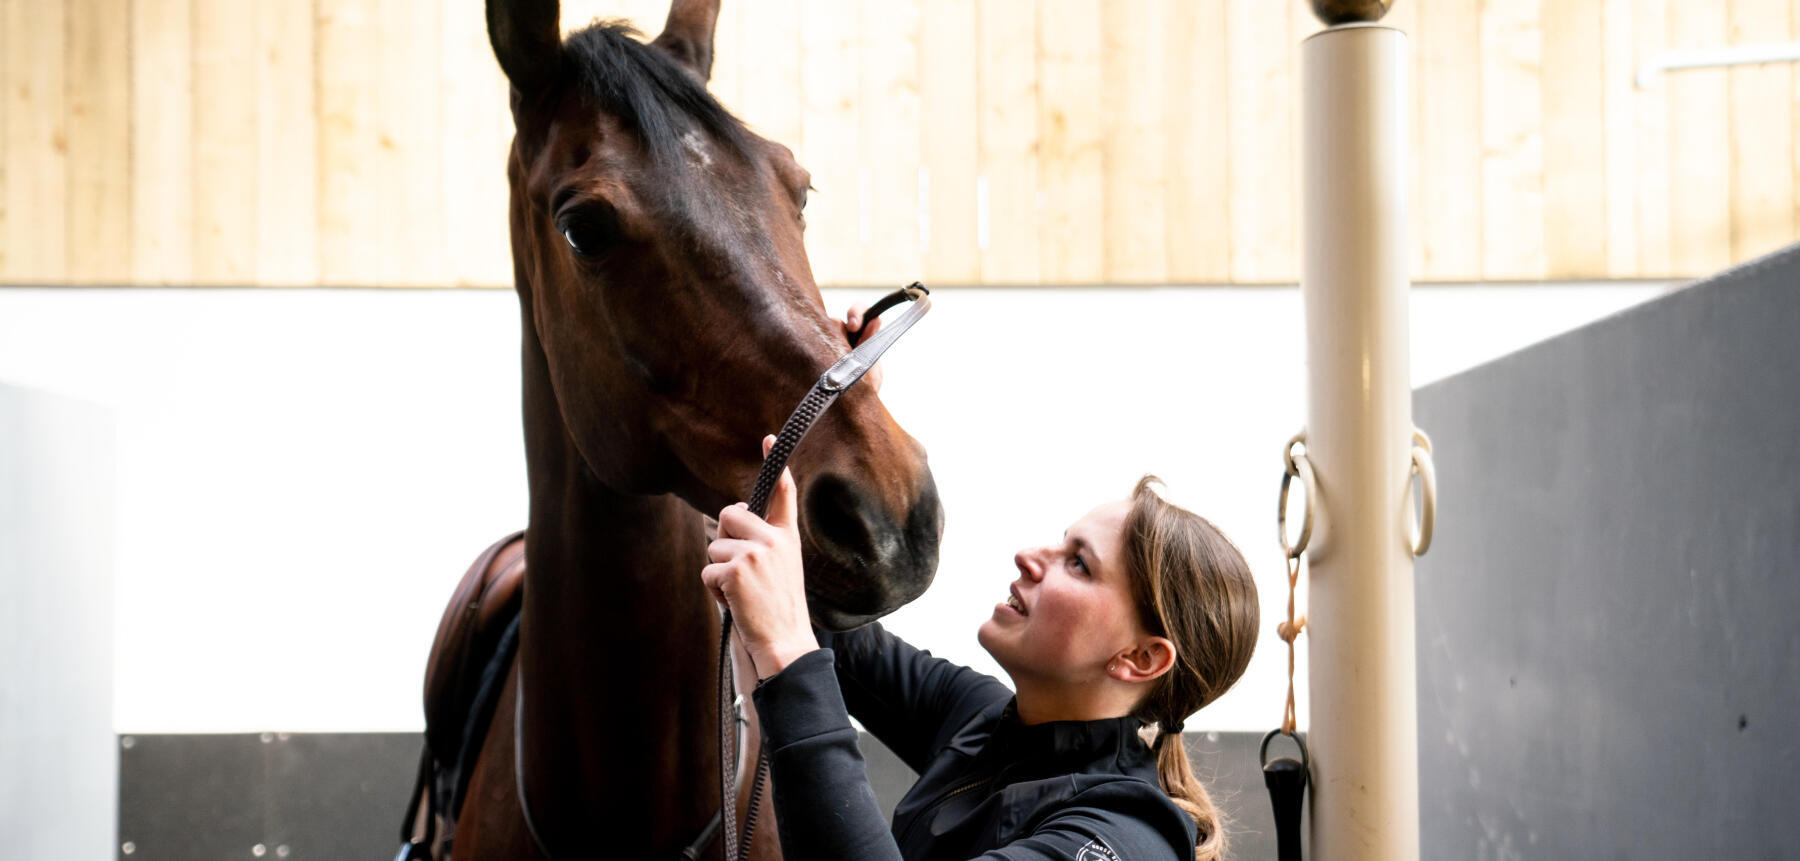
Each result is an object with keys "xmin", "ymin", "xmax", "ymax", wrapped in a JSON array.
[{"xmin": 706, "ymin": 282, "xmax": 931, "ymax": 861}]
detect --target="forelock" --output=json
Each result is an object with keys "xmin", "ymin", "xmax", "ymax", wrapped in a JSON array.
[{"xmin": 561, "ymin": 21, "xmax": 756, "ymax": 167}]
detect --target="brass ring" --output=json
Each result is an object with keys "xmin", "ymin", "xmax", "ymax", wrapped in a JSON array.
[
  {"xmin": 1278, "ymin": 436, "xmax": 1316, "ymax": 559},
  {"xmin": 1409, "ymin": 439, "xmax": 1436, "ymax": 557}
]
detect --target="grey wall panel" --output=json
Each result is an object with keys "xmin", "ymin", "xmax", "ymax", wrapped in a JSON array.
[
  {"xmin": 118, "ymin": 733, "xmax": 418, "ymax": 860},
  {"xmin": 117, "ymin": 730, "xmax": 1287, "ymax": 858},
  {"xmin": 0, "ymin": 384, "xmax": 115, "ymax": 861},
  {"xmin": 1413, "ymin": 242, "xmax": 1800, "ymax": 858}
]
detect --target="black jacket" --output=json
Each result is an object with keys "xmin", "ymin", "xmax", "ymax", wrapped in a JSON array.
[{"xmin": 752, "ymin": 623, "xmax": 1196, "ymax": 860}]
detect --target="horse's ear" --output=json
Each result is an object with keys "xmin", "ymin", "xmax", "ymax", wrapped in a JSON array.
[
  {"xmin": 652, "ymin": 0, "xmax": 720, "ymax": 81},
  {"xmin": 487, "ymin": 0, "xmax": 562, "ymax": 95}
]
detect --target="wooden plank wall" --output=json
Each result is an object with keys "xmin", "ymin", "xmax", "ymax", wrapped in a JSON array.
[{"xmin": 1, "ymin": 0, "xmax": 1796, "ymax": 287}]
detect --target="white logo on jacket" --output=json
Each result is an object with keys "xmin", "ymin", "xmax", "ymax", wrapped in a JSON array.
[{"xmin": 1076, "ymin": 837, "xmax": 1122, "ymax": 861}]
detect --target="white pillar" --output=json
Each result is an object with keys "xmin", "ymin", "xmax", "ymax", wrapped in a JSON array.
[{"xmin": 1300, "ymin": 20, "xmax": 1420, "ymax": 861}]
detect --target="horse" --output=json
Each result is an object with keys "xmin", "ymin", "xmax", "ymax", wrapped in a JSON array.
[{"xmin": 408, "ymin": 1, "xmax": 945, "ymax": 857}]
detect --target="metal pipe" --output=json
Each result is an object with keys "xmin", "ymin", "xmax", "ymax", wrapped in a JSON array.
[
  {"xmin": 1300, "ymin": 19, "xmax": 1420, "ymax": 861},
  {"xmin": 1635, "ymin": 40, "xmax": 1800, "ymax": 88}
]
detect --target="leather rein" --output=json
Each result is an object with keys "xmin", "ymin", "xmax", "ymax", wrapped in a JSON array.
[
  {"xmin": 514, "ymin": 284, "xmax": 932, "ymax": 861},
  {"xmin": 704, "ymin": 282, "xmax": 931, "ymax": 861}
]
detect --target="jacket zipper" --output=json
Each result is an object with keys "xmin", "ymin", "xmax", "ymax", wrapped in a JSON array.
[{"xmin": 896, "ymin": 775, "xmax": 995, "ymax": 848}]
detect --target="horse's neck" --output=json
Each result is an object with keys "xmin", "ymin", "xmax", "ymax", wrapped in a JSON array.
[{"xmin": 516, "ymin": 428, "xmax": 722, "ymax": 847}]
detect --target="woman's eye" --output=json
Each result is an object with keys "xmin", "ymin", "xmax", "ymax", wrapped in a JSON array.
[
  {"xmin": 558, "ymin": 206, "xmax": 622, "ymax": 257},
  {"xmin": 1070, "ymin": 553, "xmax": 1088, "ymax": 575}
]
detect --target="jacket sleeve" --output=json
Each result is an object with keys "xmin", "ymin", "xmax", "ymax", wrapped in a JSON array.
[
  {"xmin": 817, "ymin": 622, "xmax": 1014, "ymax": 773},
  {"xmin": 972, "ymin": 781, "xmax": 1193, "ymax": 861},
  {"xmin": 755, "ymin": 656, "xmax": 1192, "ymax": 861},
  {"xmin": 752, "ymin": 648, "xmax": 905, "ymax": 861}
]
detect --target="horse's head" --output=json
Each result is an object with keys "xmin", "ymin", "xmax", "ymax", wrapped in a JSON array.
[{"xmin": 487, "ymin": 0, "xmax": 942, "ymax": 629}]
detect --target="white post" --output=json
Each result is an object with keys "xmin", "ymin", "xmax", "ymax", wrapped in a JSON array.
[{"xmin": 1299, "ymin": 9, "xmax": 1420, "ymax": 861}]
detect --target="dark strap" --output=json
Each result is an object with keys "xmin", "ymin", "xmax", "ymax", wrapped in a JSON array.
[
  {"xmin": 1261, "ymin": 729, "xmax": 1309, "ymax": 861},
  {"xmin": 452, "ymin": 612, "xmax": 523, "ymax": 818},
  {"xmin": 719, "ymin": 282, "xmax": 931, "ymax": 861},
  {"xmin": 395, "ymin": 743, "xmax": 437, "ymax": 860}
]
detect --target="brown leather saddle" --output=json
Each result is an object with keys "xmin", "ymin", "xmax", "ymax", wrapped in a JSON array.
[{"xmin": 398, "ymin": 530, "xmax": 527, "ymax": 860}]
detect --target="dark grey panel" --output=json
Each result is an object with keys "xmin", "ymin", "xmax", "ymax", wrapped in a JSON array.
[
  {"xmin": 1413, "ymin": 242, "xmax": 1800, "ymax": 858},
  {"xmin": 118, "ymin": 733, "xmax": 418, "ymax": 861}
]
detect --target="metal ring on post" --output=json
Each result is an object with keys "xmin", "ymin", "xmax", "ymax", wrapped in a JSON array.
[
  {"xmin": 1279, "ymin": 435, "xmax": 1318, "ymax": 559},
  {"xmin": 1408, "ymin": 437, "xmax": 1436, "ymax": 557},
  {"xmin": 1260, "ymin": 727, "xmax": 1311, "ymax": 774}
]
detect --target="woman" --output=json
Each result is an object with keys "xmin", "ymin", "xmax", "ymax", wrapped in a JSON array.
[{"xmin": 702, "ymin": 318, "xmax": 1261, "ymax": 861}]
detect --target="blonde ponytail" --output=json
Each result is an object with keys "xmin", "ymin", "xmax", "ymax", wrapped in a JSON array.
[
  {"xmin": 1121, "ymin": 476, "xmax": 1260, "ymax": 861},
  {"xmin": 1156, "ymin": 733, "xmax": 1226, "ymax": 861}
]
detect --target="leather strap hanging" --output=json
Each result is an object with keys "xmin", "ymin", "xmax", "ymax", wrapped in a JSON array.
[{"xmin": 1264, "ymin": 433, "xmax": 1316, "ymax": 861}]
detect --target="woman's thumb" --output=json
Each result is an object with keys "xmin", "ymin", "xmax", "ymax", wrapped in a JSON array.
[{"xmin": 767, "ymin": 466, "xmax": 798, "ymax": 529}]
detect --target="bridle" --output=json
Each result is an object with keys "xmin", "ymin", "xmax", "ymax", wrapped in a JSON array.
[
  {"xmin": 706, "ymin": 282, "xmax": 931, "ymax": 861},
  {"xmin": 515, "ymin": 283, "xmax": 933, "ymax": 861}
]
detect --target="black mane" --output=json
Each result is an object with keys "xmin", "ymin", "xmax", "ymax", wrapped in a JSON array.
[{"xmin": 562, "ymin": 22, "xmax": 756, "ymax": 166}]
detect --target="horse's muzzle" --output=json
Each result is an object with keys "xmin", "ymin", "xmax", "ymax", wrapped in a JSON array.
[{"xmin": 801, "ymin": 470, "xmax": 943, "ymax": 630}]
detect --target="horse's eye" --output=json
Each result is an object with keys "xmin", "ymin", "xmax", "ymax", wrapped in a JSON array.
[{"xmin": 558, "ymin": 205, "xmax": 622, "ymax": 257}]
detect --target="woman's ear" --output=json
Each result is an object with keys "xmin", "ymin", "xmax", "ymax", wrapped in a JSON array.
[{"xmin": 1112, "ymin": 636, "xmax": 1177, "ymax": 682}]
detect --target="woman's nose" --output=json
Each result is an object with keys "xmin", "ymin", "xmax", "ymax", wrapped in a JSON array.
[{"xmin": 1014, "ymin": 547, "xmax": 1046, "ymax": 581}]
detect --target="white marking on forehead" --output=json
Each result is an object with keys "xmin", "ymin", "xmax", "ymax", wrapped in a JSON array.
[{"xmin": 681, "ymin": 130, "xmax": 713, "ymax": 169}]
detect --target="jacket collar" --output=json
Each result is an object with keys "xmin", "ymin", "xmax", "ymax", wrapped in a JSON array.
[{"xmin": 980, "ymin": 699, "xmax": 1159, "ymax": 772}]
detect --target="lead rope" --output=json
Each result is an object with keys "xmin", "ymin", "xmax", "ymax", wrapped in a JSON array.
[
  {"xmin": 1263, "ymin": 433, "xmax": 1314, "ymax": 861},
  {"xmin": 717, "ymin": 284, "xmax": 931, "ymax": 861}
]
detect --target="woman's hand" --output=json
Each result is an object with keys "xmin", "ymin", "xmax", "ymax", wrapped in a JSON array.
[
  {"xmin": 842, "ymin": 304, "xmax": 885, "ymax": 393},
  {"xmin": 702, "ymin": 435, "xmax": 819, "ymax": 678}
]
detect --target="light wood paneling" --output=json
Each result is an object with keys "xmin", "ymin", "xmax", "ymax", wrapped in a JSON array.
[
  {"xmin": 798, "ymin": 0, "xmax": 861, "ymax": 287},
  {"xmin": 734, "ymin": 0, "xmax": 801, "ymax": 148},
  {"xmin": 1037, "ymin": 0, "xmax": 1103, "ymax": 283},
  {"xmin": 442, "ymin": 0, "xmax": 512, "ymax": 287},
  {"xmin": 1481, "ymin": 0, "xmax": 1546, "ymax": 280},
  {"xmin": 4, "ymin": 0, "xmax": 69, "ymax": 283},
  {"xmin": 129, "ymin": 0, "xmax": 193, "ymax": 284},
  {"xmin": 1666, "ymin": 0, "xmax": 1732, "ymax": 276},
  {"xmin": 378, "ymin": 0, "xmax": 445, "ymax": 286},
  {"xmin": 860, "ymin": 0, "xmax": 922, "ymax": 287},
  {"xmin": 976, "ymin": 0, "xmax": 1039, "ymax": 284},
  {"xmin": 1633, "ymin": 0, "xmax": 1673, "ymax": 275},
  {"xmin": 1602, "ymin": 0, "xmax": 1641, "ymax": 277},
  {"xmin": 9, "ymin": 0, "xmax": 1800, "ymax": 287},
  {"xmin": 1101, "ymin": 0, "xmax": 1169, "ymax": 283},
  {"xmin": 1543, "ymin": 0, "xmax": 1607, "ymax": 277},
  {"xmin": 1728, "ymin": 0, "xmax": 1793, "ymax": 263},
  {"xmin": 255, "ymin": 0, "xmax": 319, "ymax": 285},
  {"xmin": 918, "ymin": 0, "xmax": 978, "ymax": 284},
  {"xmin": 66, "ymin": 0, "xmax": 132, "ymax": 284},
  {"xmin": 1417, "ymin": 0, "xmax": 1482, "ymax": 279},
  {"xmin": 192, "ymin": 0, "xmax": 257, "ymax": 284},
  {"xmin": 1165, "ymin": 0, "xmax": 1231, "ymax": 284},
  {"xmin": 316, "ymin": 0, "xmax": 379, "ymax": 286},
  {"xmin": 1226, "ymin": 0, "xmax": 1296, "ymax": 282}
]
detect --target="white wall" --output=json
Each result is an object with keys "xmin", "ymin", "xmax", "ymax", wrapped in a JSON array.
[
  {"xmin": 0, "ymin": 282, "xmax": 1665, "ymax": 733},
  {"xmin": 0, "ymin": 384, "xmax": 116, "ymax": 860}
]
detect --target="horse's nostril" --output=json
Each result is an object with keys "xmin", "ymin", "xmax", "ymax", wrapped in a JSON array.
[
  {"xmin": 803, "ymin": 473, "xmax": 889, "ymax": 567},
  {"xmin": 802, "ymin": 469, "xmax": 942, "ymax": 627}
]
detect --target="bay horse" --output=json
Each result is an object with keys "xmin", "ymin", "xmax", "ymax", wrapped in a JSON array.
[{"xmin": 412, "ymin": 1, "xmax": 944, "ymax": 857}]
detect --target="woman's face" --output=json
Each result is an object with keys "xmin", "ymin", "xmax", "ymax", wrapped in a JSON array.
[{"xmin": 977, "ymin": 499, "xmax": 1146, "ymax": 686}]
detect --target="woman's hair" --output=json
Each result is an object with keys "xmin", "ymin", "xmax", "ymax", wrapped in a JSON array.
[{"xmin": 1120, "ymin": 475, "xmax": 1261, "ymax": 861}]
